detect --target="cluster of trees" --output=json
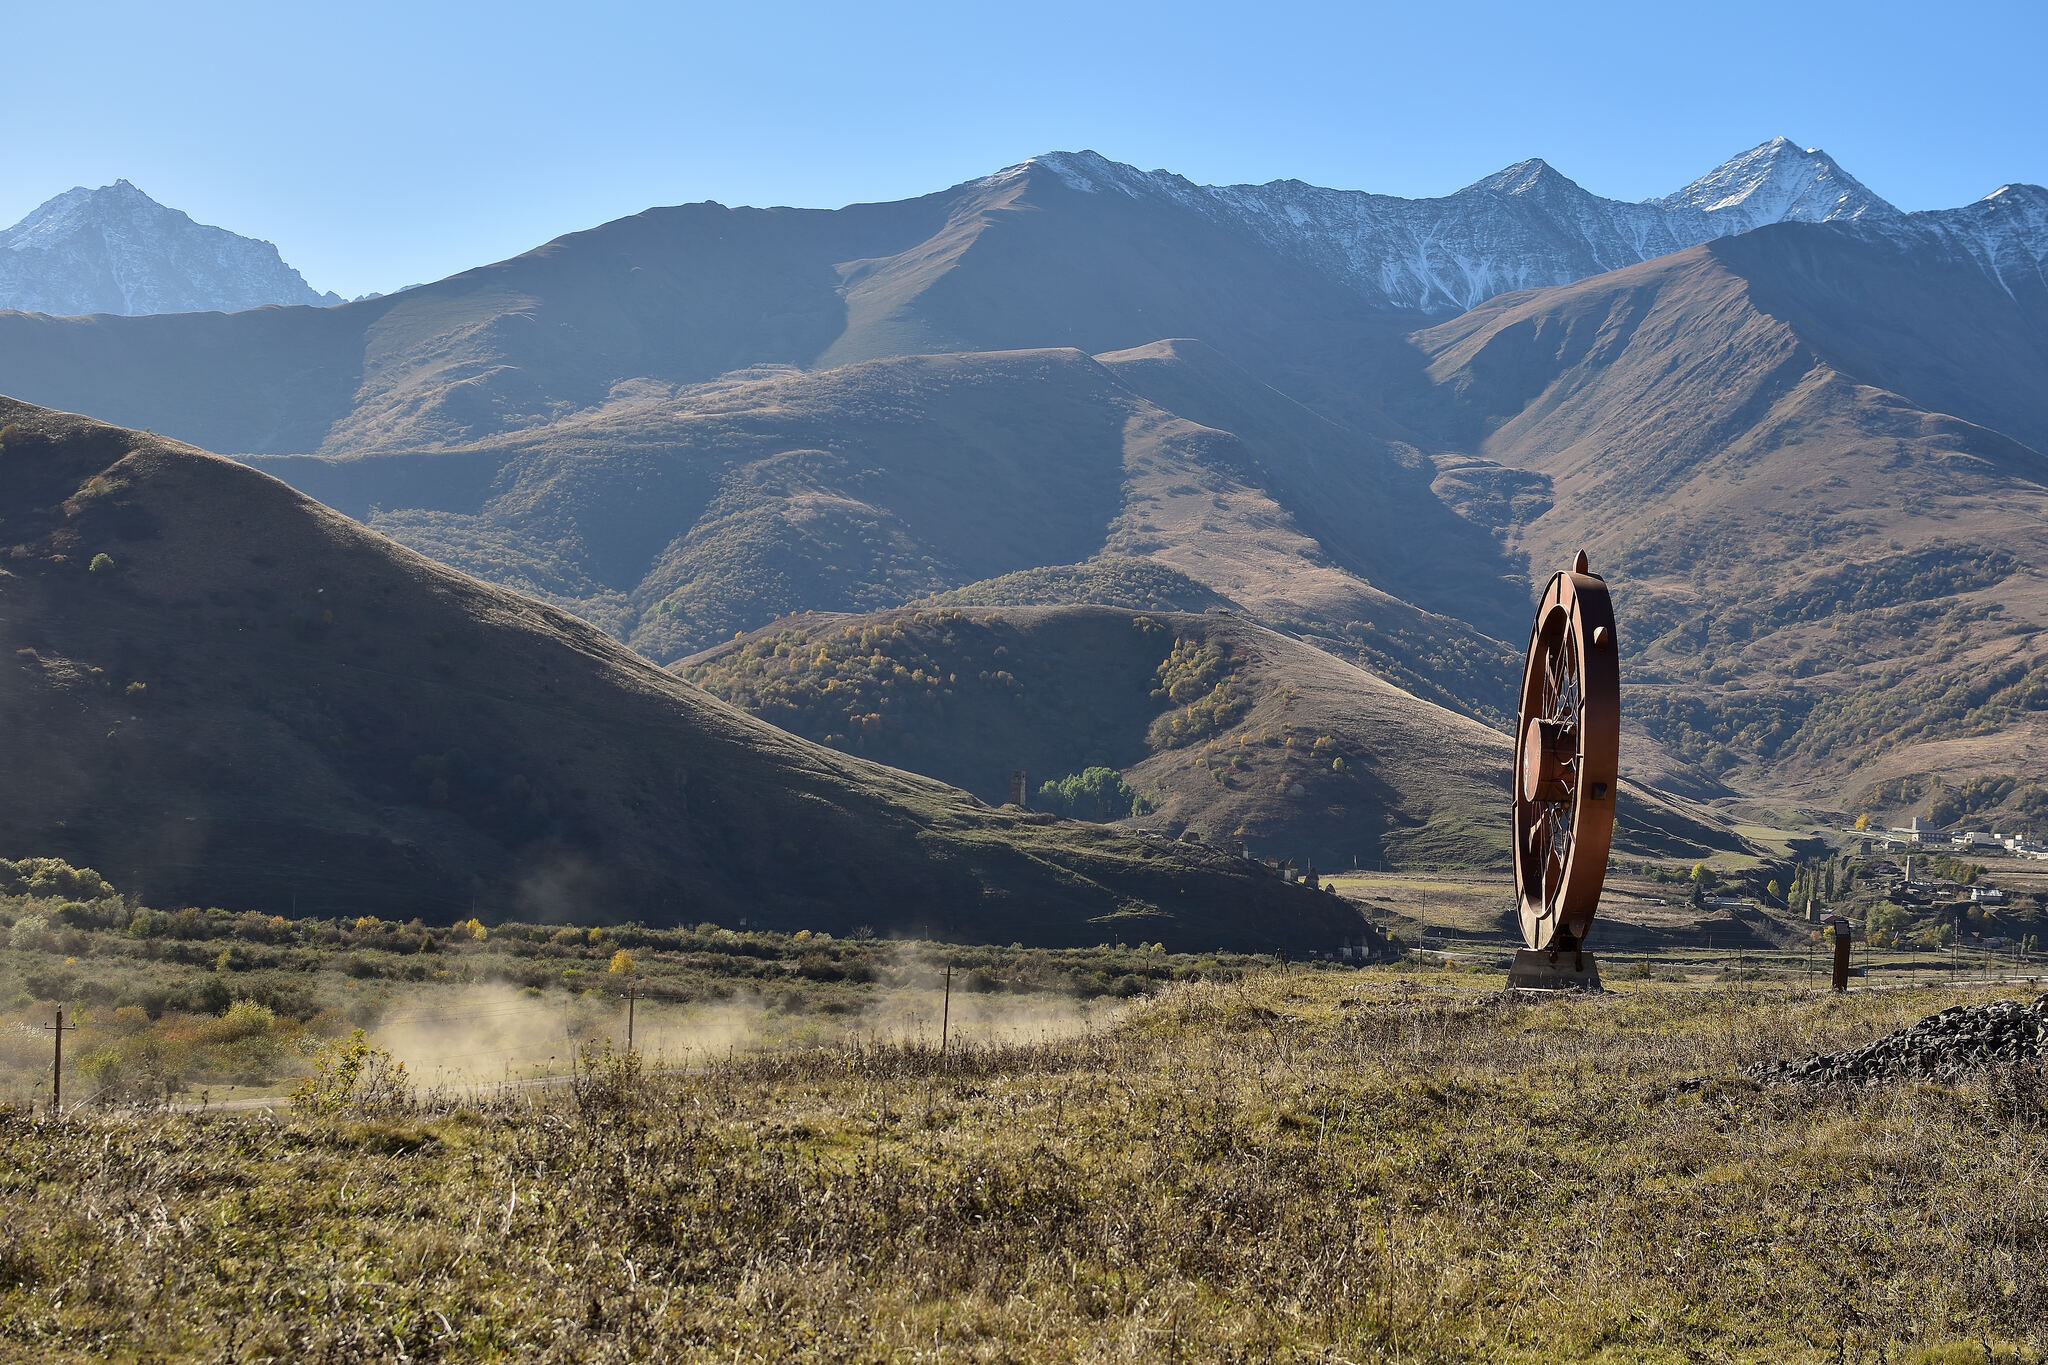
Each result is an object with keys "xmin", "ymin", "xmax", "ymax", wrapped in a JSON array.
[
  {"xmin": 1772, "ymin": 545, "xmax": 2019, "ymax": 624},
  {"xmin": 1924, "ymin": 776, "xmax": 2048, "ymax": 836},
  {"xmin": 1783, "ymin": 855, "xmax": 1857, "ymax": 910},
  {"xmin": 1632, "ymin": 690, "xmax": 1812, "ymax": 773},
  {"xmin": 1654, "ymin": 859, "xmax": 1853, "ymax": 911},
  {"xmin": 1035, "ymin": 768, "xmax": 1151, "ymax": 822},
  {"xmin": 1919, "ymin": 854, "xmax": 1987, "ymax": 886},
  {"xmin": 0, "ymin": 857, "xmax": 117, "ymax": 903},
  {"xmin": 1147, "ymin": 636, "xmax": 1249, "ymax": 749},
  {"xmin": 1619, "ymin": 541, "xmax": 2026, "ymax": 766},
  {"xmin": 1788, "ymin": 652, "xmax": 2048, "ymax": 767},
  {"xmin": 1853, "ymin": 773, "xmax": 2048, "ymax": 839},
  {"xmin": 684, "ymin": 609, "xmax": 1012, "ymax": 751}
]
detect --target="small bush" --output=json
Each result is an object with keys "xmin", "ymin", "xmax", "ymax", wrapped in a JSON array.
[{"xmin": 290, "ymin": 1029, "xmax": 411, "ymax": 1117}]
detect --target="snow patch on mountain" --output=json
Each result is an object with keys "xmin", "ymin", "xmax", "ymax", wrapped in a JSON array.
[
  {"xmin": 0, "ymin": 181, "xmax": 340, "ymax": 317},
  {"xmin": 1013, "ymin": 139, "xmax": 1919, "ymax": 313}
]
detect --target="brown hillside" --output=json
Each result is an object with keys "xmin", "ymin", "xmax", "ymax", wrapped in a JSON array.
[
  {"xmin": 1408, "ymin": 232, "xmax": 2048, "ymax": 808},
  {"xmin": 0, "ymin": 398, "xmax": 1374, "ymax": 952},
  {"xmin": 1094, "ymin": 338, "xmax": 1527, "ymax": 640}
]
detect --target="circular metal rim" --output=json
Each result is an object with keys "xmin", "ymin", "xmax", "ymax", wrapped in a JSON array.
[{"xmin": 1512, "ymin": 562, "xmax": 1620, "ymax": 951}]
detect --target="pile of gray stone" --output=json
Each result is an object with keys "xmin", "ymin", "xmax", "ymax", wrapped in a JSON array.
[{"xmin": 1746, "ymin": 995, "xmax": 2048, "ymax": 1086}]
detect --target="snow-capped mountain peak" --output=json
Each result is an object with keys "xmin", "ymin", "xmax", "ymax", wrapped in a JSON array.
[
  {"xmin": 1462, "ymin": 158, "xmax": 1581, "ymax": 200},
  {"xmin": 0, "ymin": 180, "xmax": 340, "ymax": 316},
  {"xmin": 1979, "ymin": 182, "xmax": 2048, "ymax": 213},
  {"xmin": 1647, "ymin": 137, "xmax": 1899, "ymax": 229}
]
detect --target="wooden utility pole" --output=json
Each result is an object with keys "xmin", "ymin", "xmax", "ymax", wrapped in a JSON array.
[
  {"xmin": 940, "ymin": 966, "xmax": 953, "ymax": 1057},
  {"xmin": 43, "ymin": 1006, "xmax": 75, "ymax": 1115},
  {"xmin": 626, "ymin": 984, "xmax": 637, "ymax": 1053}
]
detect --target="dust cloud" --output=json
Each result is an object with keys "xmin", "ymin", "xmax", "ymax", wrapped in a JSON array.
[{"xmin": 363, "ymin": 972, "xmax": 1116, "ymax": 1091}]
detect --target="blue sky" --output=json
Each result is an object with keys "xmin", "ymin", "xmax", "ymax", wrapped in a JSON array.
[{"xmin": 8, "ymin": 0, "xmax": 2043, "ymax": 299}]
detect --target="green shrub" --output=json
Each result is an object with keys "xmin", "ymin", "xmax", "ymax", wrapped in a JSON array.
[
  {"xmin": 1866, "ymin": 900, "xmax": 1911, "ymax": 948},
  {"xmin": 290, "ymin": 1029, "xmax": 411, "ymax": 1117},
  {"xmin": 0, "ymin": 858, "xmax": 115, "ymax": 901}
]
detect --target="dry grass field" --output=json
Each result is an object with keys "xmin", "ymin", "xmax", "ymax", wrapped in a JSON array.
[{"xmin": 4, "ymin": 969, "xmax": 2045, "ymax": 1363}]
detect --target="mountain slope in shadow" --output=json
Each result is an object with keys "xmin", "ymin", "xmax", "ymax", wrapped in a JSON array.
[{"xmin": 681, "ymin": 603, "xmax": 1745, "ymax": 871}]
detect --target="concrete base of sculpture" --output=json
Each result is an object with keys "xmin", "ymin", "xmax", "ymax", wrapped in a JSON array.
[{"xmin": 1505, "ymin": 948, "xmax": 1604, "ymax": 993}]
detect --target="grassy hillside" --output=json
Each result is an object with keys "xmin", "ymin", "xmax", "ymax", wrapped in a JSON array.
[
  {"xmin": 5, "ymin": 972, "xmax": 2042, "ymax": 1361},
  {"xmin": 0, "ymin": 398, "xmax": 1371, "ymax": 952},
  {"xmin": 682, "ymin": 604, "xmax": 1743, "ymax": 869}
]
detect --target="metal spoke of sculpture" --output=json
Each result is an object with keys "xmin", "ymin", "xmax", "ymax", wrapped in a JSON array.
[{"xmin": 1509, "ymin": 550, "xmax": 1619, "ymax": 989}]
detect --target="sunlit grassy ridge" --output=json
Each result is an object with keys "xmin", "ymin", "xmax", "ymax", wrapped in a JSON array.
[{"xmin": 3, "ymin": 972, "xmax": 2043, "ymax": 1362}]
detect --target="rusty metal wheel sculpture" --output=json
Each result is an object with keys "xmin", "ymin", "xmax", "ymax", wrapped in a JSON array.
[{"xmin": 1513, "ymin": 551, "xmax": 1620, "ymax": 958}]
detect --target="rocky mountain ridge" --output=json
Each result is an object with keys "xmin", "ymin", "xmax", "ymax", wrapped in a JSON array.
[
  {"xmin": 1857, "ymin": 182, "xmax": 2048, "ymax": 297},
  {"xmin": 1019, "ymin": 137, "xmax": 1910, "ymax": 313},
  {"xmin": 0, "ymin": 180, "xmax": 339, "ymax": 316}
]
